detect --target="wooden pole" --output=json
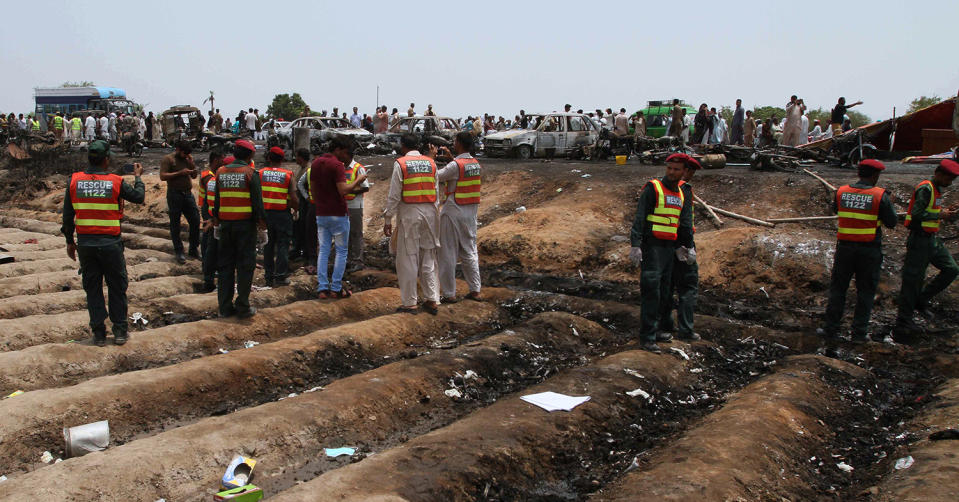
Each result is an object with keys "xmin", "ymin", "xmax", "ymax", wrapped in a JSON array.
[
  {"xmin": 769, "ymin": 212, "xmax": 907, "ymax": 223},
  {"xmin": 767, "ymin": 215, "xmax": 837, "ymax": 223},
  {"xmin": 803, "ymin": 168, "xmax": 837, "ymax": 192},
  {"xmin": 693, "ymin": 194, "xmax": 724, "ymax": 226},
  {"xmin": 708, "ymin": 206, "xmax": 776, "ymax": 228}
]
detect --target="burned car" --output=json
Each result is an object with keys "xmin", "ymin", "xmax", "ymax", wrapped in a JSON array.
[
  {"xmin": 274, "ymin": 116, "xmax": 373, "ymax": 154},
  {"xmin": 483, "ymin": 113, "xmax": 598, "ymax": 159},
  {"xmin": 373, "ymin": 115, "xmax": 460, "ymax": 151}
]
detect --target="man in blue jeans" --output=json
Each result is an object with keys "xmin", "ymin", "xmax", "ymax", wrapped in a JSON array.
[{"xmin": 310, "ymin": 135, "xmax": 368, "ymax": 298}]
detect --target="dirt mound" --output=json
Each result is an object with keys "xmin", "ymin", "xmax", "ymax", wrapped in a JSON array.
[
  {"xmin": 479, "ymin": 202, "xmax": 620, "ymax": 273},
  {"xmin": 697, "ymin": 226, "xmax": 833, "ymax": 299},
  {"xmin": 0, "ymin": 149, "xmax": 84, "ymax": 205}
]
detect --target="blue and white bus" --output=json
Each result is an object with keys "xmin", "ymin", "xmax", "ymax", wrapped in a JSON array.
[{"xmin": 33, "ymin": 86, "xmax": 139, "ymax": 130}]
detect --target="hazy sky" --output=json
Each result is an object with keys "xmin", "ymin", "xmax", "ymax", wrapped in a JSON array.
[{"xmin": 2, "ymin": 0, "xmax": 956, "ymax": 121}]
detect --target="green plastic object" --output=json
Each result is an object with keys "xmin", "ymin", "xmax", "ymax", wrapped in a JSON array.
[{"xmin": 213, "ymin": 484, "xmax": 263, "ymax": 501}]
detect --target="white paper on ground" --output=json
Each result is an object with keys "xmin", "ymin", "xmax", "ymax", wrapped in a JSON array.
[{"xmin": 521, "ymin": 391, "xmax": 591, "ymax": 412}]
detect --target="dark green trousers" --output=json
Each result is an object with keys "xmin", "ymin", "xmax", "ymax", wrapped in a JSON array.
[
  {"xmin": 660, "ymin": 257, "xmax": 699, "ymax": 337},
  {"xmin": 824, "ymin": 242, "xmax": 883, "ymax": 335},
  {"xmin": 639, "ymin": 243, "xmax": 676, "ymax": 342},
  {"xmin": 78, "ymin": 241, "xmax": 128, "ymax": 336},
  {"xmin": 263, "ymin": 210, "xmax": 293, "ymax": 282},
  {"xmin": 217, "ymin": 220, "xmax": 257, "ymax": 315},
  {"xmin": 897, "ymin": 233, "xmax": 959, "ymax": 320},
  {"xmin": 201, "ymin": 224, "xmax": 218, "ymax": 287}
]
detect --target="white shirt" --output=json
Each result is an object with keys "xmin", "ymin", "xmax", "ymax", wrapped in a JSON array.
[
  {"xmin": 809, "ymin": 124, "xmax": 822, "ymax": 141},
  {"xmin": 245, "ymin": 113, "xmax": 257, "ymax": 130},
  {"xmin": 384, "ymin": 150, "xmax": 440, "ymax": 251},
  {"xmin": 613, "ymin": 113, "xmax": 628, "ymax": 135},
  {"xmin": 85, "ymin": 116, "xmax": 95, "ymax": 129},
  {"xmin": 384, "ymin": 150, "xmax": 439, "ymax": 218},
  {"xmin": 436, "ymin": 153, "xmax": 479, "ymax": 215},
  {"xmin": 346, "ymin": 160, "xmax": 369, "ymax": 209}
]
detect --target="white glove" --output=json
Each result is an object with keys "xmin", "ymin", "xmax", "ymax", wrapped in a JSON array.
[
  {"xmin": 629, "ymin": 247, "xmax": 643, "ymax": 266},
  {"xmin": 676, "ymin": 246, "xmax": 697, "ymax": 264}
]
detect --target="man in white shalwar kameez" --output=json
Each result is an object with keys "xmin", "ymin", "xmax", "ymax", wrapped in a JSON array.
[
  {"xmin": 383, "ymin": 134, "xmax": 441, "ymax": 315},
  {"xmin": 84, "ymin": 114, "xmax": 96, "ymax": 141},
  {"xmin": 781, "ymin": 95, "xmax": 805, "ymax": 147},
  {"xmin": 436, "ymin": 132, "xmax": 482, "ymax": 303}
]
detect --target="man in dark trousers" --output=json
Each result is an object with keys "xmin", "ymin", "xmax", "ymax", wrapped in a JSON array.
[
  {"xmin": 212, "ymin": 140, "xmax": 266, "ymax": 318},
  {"xmin": 159, "ymin": 140, "xmax": 201, "ymax": 263},
  {"xmin": 816, "ymin": 160, "xmax": 898, "ymax": 342},
  {"xmin": 730, "ymin": 99, "xmax": 745, "ymax": 145},
  {"xmin": 660, "ymin": 153, "xmax": 702, "ymax": 342},
  {"xmin": 61, "ymin": 140, "xmax": 145, "ymax": 346},
  {"xmin": 289, "ymin": 148, "xmax": 310, "ymax": 261},
  {"xmin": 260, "ymin": 146, "xmax": 298, "ymax": 286},
  {"xmin": 895, "ymin": 159, "xmax": 959, "ymax": 338},
  {"xmin": 199, "ymin": 150, "xmax": 226, "ymax": 292},
  {"xmin": 294, "ymin": 148, "xmax": 317, "ymax": 273},
  {"xmin": 629, "ymin": 155, "xmax": 693, "ymax": 353}
]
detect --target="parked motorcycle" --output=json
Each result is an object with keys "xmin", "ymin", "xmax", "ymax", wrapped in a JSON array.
[{"xmin": 829, "ymin": 129, "xmax": 876, "ymax": 167}]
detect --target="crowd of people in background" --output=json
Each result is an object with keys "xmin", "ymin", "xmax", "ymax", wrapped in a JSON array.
[{"xmin": 2, "ymin": 96, "xmax": 870, "ymax": 154}]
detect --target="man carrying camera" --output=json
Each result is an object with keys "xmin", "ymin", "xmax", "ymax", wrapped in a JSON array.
[{"xmin": 61, "ymin": 140, "xmax": 145, "ymax": 346}]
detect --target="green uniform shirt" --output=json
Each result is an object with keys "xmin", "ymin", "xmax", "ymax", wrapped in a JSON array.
[
  {"xmin": 630, "ymin": 176, "xmax": 693, "ymax": 248},
  {"xmin": 906, "ymin": 182, "xmax": 941, "ymax": 234},
  {"xmin": 212, "ymin": 161, "xmax": 267, "ymax": 222},
  {"xmin": 678, "ymin": 182, "xmax": 695, "ymax": 249},
  {"xmin": 61, "ymin": 168, "xmax": 145, "ymax": 247},
  {"xmin": 832, "ymin": 181, "xmax": 898, "ymax": 244}
]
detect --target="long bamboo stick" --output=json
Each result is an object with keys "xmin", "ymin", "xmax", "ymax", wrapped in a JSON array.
[
  {"xmin": 708, "ymin": 206, "xmax": 776, "ymax": 228},
  {"xmin": 769, "ymin": 212, "xmax": 907, "ymax": 223},
  {"xmin": 693, "ymin": 194, "xmax": 723, "ymax": 225},
  {"xmin": 803, "ymin": 168, "xmax": 837, "ymax": 192},
  {"xmin": 767, "ymin": 215, "xmax": 837, "ymax": 223}
]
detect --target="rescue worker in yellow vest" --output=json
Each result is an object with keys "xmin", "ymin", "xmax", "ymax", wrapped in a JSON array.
[
  {"xmin": 816, "ymin": 160, "xmax": 898, "ymax": 342},
  {"xmin": 437, "ymin": 131, "xmax": 482, "ymax": 303},
  {"xmin": 70, "ymin": 115, "xmax": 82, "ymax": 143},
  {"xmin": 383, "ymin": 134, "xmax": 441, "ymax": 314},
  {"xmin": 343, "ymin": 148, "xmax": 370, "ymax": 272},
  {"xmin": 260, "ymin": 146, "xmax": 299, "ymax": 286},
  {"xmin": 894, "ymin": 159, "xmax": 959, "ymax": 338},
  {"xmin": 60, "ymin": 141, "xmax": 145, "ymax": 346},
  {"xmin": 629, "ymin": 156, "xmax": 694, "ymax": 353},
  {"xmin": 30, "ymin": 115, "xmax": 40, "ymax": 132},
  {"xmin": 212, "ymin": 140, "xmax": 267, "ymax": 318},
  {"xmin": 50, "ymin": 112, "xmax": 65, "ymax": 143},
  {"xmin": 198, "ymin": 151, "xmax": 226, "ymax": 292},
  {"xmin": 660, "ymin": 153, "xmax": 702, "ymax": 341}
]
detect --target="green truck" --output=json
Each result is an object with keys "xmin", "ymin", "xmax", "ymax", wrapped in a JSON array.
[{"xmin": 634, "ymin": 100, "xmax": 697, "ymax": 138}]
